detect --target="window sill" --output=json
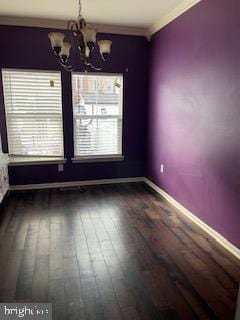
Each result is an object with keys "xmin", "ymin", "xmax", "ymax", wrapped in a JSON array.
[
  {"xmin": 8, "ymin": 156, "xmax": 67, "ymax": 166},
  {"xmin": 71, "ymin": 156, "xmax": 125, "ymax": 163}
]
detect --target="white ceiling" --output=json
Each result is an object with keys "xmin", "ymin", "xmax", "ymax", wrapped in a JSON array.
[{"xmin": 0, "ymin": 0, "xmax": 200, "ymax": 36}]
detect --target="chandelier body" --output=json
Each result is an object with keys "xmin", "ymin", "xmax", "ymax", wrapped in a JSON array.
[{"xmin": 48, "ymin": 0, "xmax": 112, "ymax": 71}]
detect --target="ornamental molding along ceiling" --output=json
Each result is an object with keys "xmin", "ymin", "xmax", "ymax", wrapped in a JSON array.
[
  {"xmin": 148, "ymin": 0, "xmax": 201, "ymax": 36},
  {"xmin": 0, "ymin": 0, "xmax": 201, "ymax": 38},
  {"xmin": 0, "ymin": 16, "xmax": 147, "ymax": 37}
]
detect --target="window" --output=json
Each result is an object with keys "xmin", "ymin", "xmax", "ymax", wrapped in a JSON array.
[
  {"xmin": 2, "ymin": 69, "xmax": 64, "ymax": 158},
  {"xmin": 72, "ymin": 73, "xmax": 123, "ymax": 159}
]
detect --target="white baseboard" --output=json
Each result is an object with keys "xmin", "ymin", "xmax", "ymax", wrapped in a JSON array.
[
  {"xmin": 10, "ymin": 177, "xmax": 144, "ymax": 191},
  {"xmin": 235, "ymin": 287, "xmax": 240, "ymax": 320},
  {"xmin": 144, "ymin": 178, "xmax": 240, "ymax": 260}
]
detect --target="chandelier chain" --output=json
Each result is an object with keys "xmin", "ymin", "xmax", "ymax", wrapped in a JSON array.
[{"xmin": 78, "ymin": 0, "xmax": 82, "ymax": 20}]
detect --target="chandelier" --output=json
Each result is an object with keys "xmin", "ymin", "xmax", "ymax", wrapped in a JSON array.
[{"xmin": 48, "ymin": 0, "xmax": 112, "ymax": 71}]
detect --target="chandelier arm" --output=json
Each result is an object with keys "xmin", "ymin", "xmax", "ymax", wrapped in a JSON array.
[
  {"xmin": 86, "ymin": 61, "xmax": 104, "ymax": 71},
  {"xmin": 70, "ymin": 28, "xmax": 86, "ymax": 60},
  {"xmin": 54, "ymin": 52, "xmax": 74, "ymax": 71},
  {"xmin": 62, "ymin": 64, "xmax": 74, "ymax": 72},
  {"xmin": 67, "ymin": 20, "xmax": 79, "ymax": 31},
  {"xmin": 59, "ymin": 60, "xmax": 74, "ymax": 72}
]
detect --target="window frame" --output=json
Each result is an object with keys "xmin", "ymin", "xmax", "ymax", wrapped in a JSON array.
[
  {"xmin": 71, "ymin": 72, "xmax": 124, "ymax": 162},
  {"xmin": 2, "ymin": 68, "xmax": 65, "ymax": 165}
]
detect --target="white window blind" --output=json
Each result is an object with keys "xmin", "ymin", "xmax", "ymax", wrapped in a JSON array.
[
  {"xmin": 72, "ymin": 73, "xmax": 123, "ymax": 158},
  {"xmin": 2, "ymin": 69, "xmax": 64, "ymax": 157}
]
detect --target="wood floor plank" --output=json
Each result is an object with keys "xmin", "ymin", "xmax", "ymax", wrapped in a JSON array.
[
  {"xmin": 49, "ymin": 278, "xmax": 66, "ymax": 320},
  {"xmin": 0, "ymin": 184, "xmax": 239, "ymax": 320},
  {"xmin": 64, "ymin": 277, "xmax": 85, "ymax": 320},
  {"xmin": 15, "ymin": 224, "xmax": 39, "ymax": 300},
  {"xmin": 32, "ymin": 255, "xmax": 49, "ymax": 302},
  {"xmin": 49, "ymin": 223, "xmax": 64, "ymax": 281},
  {"xmin": 0, "ymin": 251, "xmax": 23, "ymax": 301}
]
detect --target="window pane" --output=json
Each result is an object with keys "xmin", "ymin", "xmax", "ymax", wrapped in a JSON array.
[
  {"xmin": 2, "ymin": 70, "xmax": 64, "ymax": 157},
  {"xmin": 75, "ymin": 117, "xmax": 122, "ymax": 156},
  {"xmin": 72, "ymin": 74, "xmax": 123, "ymax": 157}
]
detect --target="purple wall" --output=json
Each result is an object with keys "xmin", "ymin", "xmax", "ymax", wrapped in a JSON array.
[
  {"xmin": 147, "ymin": 0, "xmax": 240, "ymax": 248},
  {"xmin": 0, "ymin": 25, "xmax": 149, "ymax": 185}
]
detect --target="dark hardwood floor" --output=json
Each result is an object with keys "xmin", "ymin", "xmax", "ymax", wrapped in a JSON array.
[{"xmin": 0, "ymin": 183, "xmax": 239, "ymax": 320}]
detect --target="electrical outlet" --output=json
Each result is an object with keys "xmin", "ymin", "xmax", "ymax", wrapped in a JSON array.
[
  {"xmin": 160, "ymin": 164, "xmax": 164, "ymax": 173},
  {"xmin": 58, "ymin": 164, "xmax": 64, "ymax": 172}
]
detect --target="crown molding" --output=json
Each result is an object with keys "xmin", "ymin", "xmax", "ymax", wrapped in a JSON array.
[
  {"xmin": 0, "ymin": 1, "xmax": 201, "ymax": 39},
  {"xmin": 95, "ymin": 23, "xmax": 147, "ymax": 37},
  {"xmin": 0, "ymin": 15, "xmax": 147, "ymax": 37},
  {"xmin": 148, "ymin": 0, "xmax": 201, "ymax": 37}
]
